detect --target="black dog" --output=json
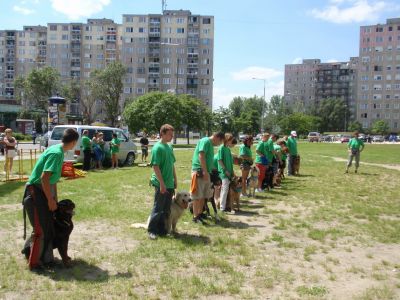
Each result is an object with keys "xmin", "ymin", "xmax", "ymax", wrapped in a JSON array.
[{"xmin": 22, "ymin": 199, "xmax": 75, "ymax": 267}]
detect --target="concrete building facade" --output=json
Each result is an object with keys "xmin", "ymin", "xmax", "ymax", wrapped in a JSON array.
[{"xmin": 357, "ymin": 18, "xmax": 400, "ymax": 132}]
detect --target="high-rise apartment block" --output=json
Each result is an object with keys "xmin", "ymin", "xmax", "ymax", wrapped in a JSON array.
[
  {"xmin": 0, "ymin": 10, "xmax": 214, "ymax": 123},
  {"xmin": 357, "ymin": 18, "xmax": 400, "ymax": 132},
  {"xmin": 284, "ymin": 58, "xmax": 357, "ymax": 121}
]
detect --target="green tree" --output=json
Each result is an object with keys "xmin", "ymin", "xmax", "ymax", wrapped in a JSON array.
[
  {"xmin": 371, "ymin": 120, "xmax": 389, "ymax": 135},
  {"xmin": 348, "ymin": 121, "xmax": 362, "ymax": 132},
  {"xmin": 317, "ymin": 98, "xmax": 348, "ymax": 132},
  {"xmin": 91, "ymin": 62, "xmax": 127, "ymax": 126},
  {"xmin": 212, "ymin": 107, "xmax": 235, "ymax": 134},
  {"xmin": 13, "ymin": 67, "xmax": 61, "ymax": 110},
  {"xmin": 279, "ymin": 112, "xmax": 321, "ymax": 136}
]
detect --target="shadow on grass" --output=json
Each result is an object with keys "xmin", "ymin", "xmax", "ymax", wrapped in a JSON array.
[
  {"xmin": 233, "ymin": 210, "xmax": 259, "ymax": 216},
  {"xmin": 293, "ymin": 174, "xmax": 315, "ymax": 178},
  {"xmin": 359, "ymin": 172, "xmax": 379, "ymax": 176},
  {"xmin": 34, "ymin": 258, "xmax": 132, "ymax": 282},
  {"xmin": 173, "ymin": 232, "xmax": 211, "ymax": 245},
  {"xmin": 218, "ymin": 219, "xmax": 264, "ymax": 229},
  {"xmin": 0, "ymin": 181, "xmax": 26, "ymax": 197}
]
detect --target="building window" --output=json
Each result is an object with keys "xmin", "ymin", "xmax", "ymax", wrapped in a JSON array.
[
  {"xmin": 137, "ymin": 88, "xmax": 145, "ymax": 94},
  {"xmin": 125, "ymin": 16, "xmax": 133, "ymax": 22},
  {"xmin": 125, "ymin": 27, "xmax": 133, "ymax": 33},
  {"xmin": 49, "ymin": 25, "xmax": 57, "ymax": 31},
  {"xmin": 138, "ymin": 27, "xmax": 145, "ymax": 33},
  {"xmin": 203, "ymin": 18, "xmax": 211, "ymax": 24},
  {"xmin": 162, "ymin": 78, "xmax": 170, "ymax": 84},
  {"xmin": 176, "ymin": 18, "xmax": 185, "ymax": 24},
  {"xmin": 137, "ymin": 78, "xmax": 146, "ymax": 83},
  {"xmin": 124, "ymin": 87, "xmax": 132, "ymax": 94},
  {"xmin": 163, "ymin": 68, "xmax": 170, "ymax": 74},
  {"xmin": 139, "ymin": 16, "xmax": 146, "ymax": 23},
  {"xmin": 177, "ymin": 28, "xmax": 185, "ymax": 34}
]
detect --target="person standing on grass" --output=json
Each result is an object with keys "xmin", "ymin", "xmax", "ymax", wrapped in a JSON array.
[
  {"xmin": 287, "ymin": 130, "xmax": 298, "ymax": 176},
  {"xmin": 217, "ymin": 133, "xmax": 236, "ymax": 212},
  {"xmin": 148, "ymin": 124, "xmax": 177, "ymax": 240},
  {"xmin": 190, "ymin": 132, "xmax": 224, "ymax": 224},
  {"xmin": 110, "ymin": 133, "xmax": 121, "ymax": 169},
  {"xmin": 140, "ymin": 133, "xmax": 149, "ymax": 163},
  {"xmin": 3, "ymin": 128, "xmax": 17, "ymax": 174},
  {"xmin": 345, "ymin": 131, "xmax": 365, "ymax": 174},
  {"xmin": 22, "ymin": 128, "xmax": 79, "ymax": 270},
  {"xmin": 81, "ymin": 130, "xmax": 92, "ymax": 171},
  {"xmin": 254, "ymin": 133, "xmax": 269, "ymax": 192},
  {"xmin": 239, "ymin": 135, "xmax": 253, "ymax": 197},
  {"xmin": 264, "ymin": 133, "xmax": 280, "ymax": 189}
]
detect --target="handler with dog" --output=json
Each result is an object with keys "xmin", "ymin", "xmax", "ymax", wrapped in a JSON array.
[
  {"xmin": 190, "ymin": 132, "xmax": 224, "ymax": 223},
  {"xmin": 148, "ymin": 124, "xmax": 177, "ymax": 240},
  {"xmin": 287, "ymin": 131, "xmax": 298, "ymax": 176},
  {"xmin": 22, "ymin": 128, "xmax": 79, "ymax": 270}
]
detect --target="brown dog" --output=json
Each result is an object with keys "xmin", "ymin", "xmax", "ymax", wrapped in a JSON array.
[
  {"xmin": 293, "ymin": 155, "xmax": 300, "ymax": 175},
  {"xmin": 166, "ymin": 191, "xmax": 191, "ymax": 234},
  {"xmin": 227, "ymin": 176, "xmax": 242, "ymax": 212}
]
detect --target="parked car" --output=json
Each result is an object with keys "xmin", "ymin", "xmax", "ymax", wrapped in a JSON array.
[
  {"xmin": 321, "ymin": 135, "xmax": 334, "ymax": 142},
  {"xmin": 38, "ymin": 131, "xmax": 51, "ymax": 148},
  {"xmin": 340, "ymin": 135, "xmax": 351, "ymax": 143},
  {"xmin": 307, "ymin": 132, "xmax": 321, "ymax": 142},
  {"xmin": 239, "ymin": 134, "xmax": 247, "ymax": 142},
  {"xmin": 358, "ymin": 133, "xmax": 367, "ymax": 142},
  {"xmin": 372, "ymin": 135, "xmax": 384, "ymax": 142},
  {"xmin": 255, "ymin": 133, "xmax": 263, "ymax": 141},
  {"xmin": 48, "ymin": 125, "xmax": 137, "ymax": 166}
]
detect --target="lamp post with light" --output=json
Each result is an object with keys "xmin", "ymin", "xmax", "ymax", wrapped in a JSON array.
[{"xmin": 252, "ymin": 77, "xmax": 266, "ymax": 133}]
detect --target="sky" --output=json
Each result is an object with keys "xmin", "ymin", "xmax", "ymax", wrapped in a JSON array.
[{"xmin": 1, "ymin": 0, "xmax": 400, "ymax": 110}]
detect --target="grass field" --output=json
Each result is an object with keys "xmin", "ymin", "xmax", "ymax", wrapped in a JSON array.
[{"xmin": 0, "ymin": 143, "xmax": 399, "ymax": 299}]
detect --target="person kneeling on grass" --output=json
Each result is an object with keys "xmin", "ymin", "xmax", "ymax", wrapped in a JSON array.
[
  {"xmin": 110, "ymin": 133, "xmax": 121, "ymax": 169},
  {"xmin": 22, "ymin": 128, "xmax": 79, "ymax": 270},
  {"xmin": 148, "ymin": 124, "xmax": 177, "ymax": 240}
]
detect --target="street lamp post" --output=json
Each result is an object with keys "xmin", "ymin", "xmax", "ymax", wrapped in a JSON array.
[{"xmin": 252, "ymin": 77, "xmax": 266, "ymax": 133}]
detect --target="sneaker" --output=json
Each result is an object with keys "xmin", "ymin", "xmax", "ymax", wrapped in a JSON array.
[
  {"xmin": 240, "ymin": 193, "xmax": 248, "ymax": 197},
  {"xmin": 148, "ymin": 233, "xmax": 157, "ymax": 240},
  {"xmin": 256, "ymin": 188, "xmax": 263, "ymax": 193}
]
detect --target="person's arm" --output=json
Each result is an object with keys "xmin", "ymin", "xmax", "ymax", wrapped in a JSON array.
[
  {"xmin": 199, "ymin": 151, "xmax": 209, "ymax": 181},
  {"xmin": 173, "ymin": 166, "xmax": 177, "ymax": 189},
  {"xmin": 153, "ymin": 165, "xmax": 167, "ymax": 194},
  {"xmin": 41, "ymin": 172, "xmax": 57, "ymax": 211},
  {"xmin": 4, "ymin": 137, "xmax": 16, "ymax": 147}
]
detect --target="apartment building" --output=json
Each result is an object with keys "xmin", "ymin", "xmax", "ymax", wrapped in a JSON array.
[
  {"xmin": 357, "ymin": 18, "xmax": 400, "ymax": 132},
  {"xmin": 120, "ymin": 10, "xmax": 214, "ymax": 107}
]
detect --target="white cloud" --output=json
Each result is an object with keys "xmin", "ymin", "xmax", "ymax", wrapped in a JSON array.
[
  {"xmin": 13, "ymin": 5, "xmax": 35, "ymax": 15},
  {"xmin": 50, "ymin": 0, "xmax": 111, "ymax": 20},
  {"xmin": 327, "ymin": 58, "xmax": 339, "ymax": 63},
  {"xmin": 212, "ymin": 80, "xmax": 284, "ymax": 110},
  {"xmin": 292, "ymin": 57, "xmax": 303, "ymax": 64},
  {"xmin": 231, "ymin": 66, "xmax": 283, "ymax": 81},
  {"xmin": 310, "ymin": 0, "xmax": 392, "ymax": 24}
]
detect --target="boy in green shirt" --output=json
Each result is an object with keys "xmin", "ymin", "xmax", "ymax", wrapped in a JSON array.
[
  {"xmin": 287, "ymin": 130, "xmax": 298, "ymax": 176},
  {"xmin": 110, "ymin": 133, "xmax": 121, "ymax": 169},
  {"xmin": 255, "ymin": 133, "xmax": 269, "ymax": 192},
  {"xmin": 22, "ymin": 128, "xmax": 79, "ymax": 270},
  {"xmin": 346, "ymin": 131, "xmax": 365, "ymax": 174},
  {"xmin": 148, "ymin": 124, "xmax": 177, "ymax": 239},
  {"xmin": 81, "ymin": 129, "xmax": 92, "ymax": 171},
  {"xmin": 190, "ymin": 132, "xmax": 224, "ymax": 224},
  {"xmin": 217, "ymin": 134, "xmax": 236, "ymax": 211}
]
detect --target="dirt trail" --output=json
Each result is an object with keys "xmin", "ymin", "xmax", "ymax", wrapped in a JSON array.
[{"xmin": 322, "ymin": 155, "xmax": 400, "ymax": 171}]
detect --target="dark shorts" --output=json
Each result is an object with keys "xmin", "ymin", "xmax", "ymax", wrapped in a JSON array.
[{"xmin": 142, "ymin": 148, "xmax": 148, "ymax": 156}]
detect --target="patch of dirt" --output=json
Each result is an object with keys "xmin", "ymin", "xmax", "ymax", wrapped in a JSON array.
[
  {"xmin": 323, "ymin": 156, "xmax": 400, "ymax": 171},
  {"xmin": 0, "ymin": 203, "xmax": 21, "ymax": 212}
]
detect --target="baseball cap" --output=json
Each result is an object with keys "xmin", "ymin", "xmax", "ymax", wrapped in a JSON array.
[{"xmin": 290, "ymin": 131, "xmax": 297, "ymax": 136}]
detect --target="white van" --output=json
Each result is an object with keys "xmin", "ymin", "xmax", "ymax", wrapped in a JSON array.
[{"xmin": 48, "ymin": 125, "xmax": 137, "ymax": 166}]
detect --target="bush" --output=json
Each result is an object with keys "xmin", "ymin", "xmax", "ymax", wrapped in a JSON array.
[{"xmin": 13, "ymin": 133, "xmax": 32, "ymax": 141}]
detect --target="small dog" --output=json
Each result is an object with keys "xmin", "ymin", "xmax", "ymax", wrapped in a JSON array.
[
  {"xmin": 22, "ymin": 199, "xmax": 75, "ymax": 267},
  {"xmin": 293, "ymin": 155, "xmax": 301, "ymax": 175},
  {"xmin": 166, "ymin": 191, "xmax": 191, "ymax": 234},
  {"xmin": 227, "ymin": 176, "xmax": 242, "ymax": 212},
  {"xmin": 247, "ymin": 166, "xmax": 259, "ymax": 197}
]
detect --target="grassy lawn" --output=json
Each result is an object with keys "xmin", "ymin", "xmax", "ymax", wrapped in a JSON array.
[{"xmin": 0, "ymin": 143, "xmax": 399, "ymax": 299}]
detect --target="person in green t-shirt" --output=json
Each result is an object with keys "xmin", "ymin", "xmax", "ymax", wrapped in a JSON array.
[
  {"xmin": 148, "ymin": 124, "xmax": 177, "ymax": 239},
  {"xmin": 217, "ymin": 133, "xmax": 236, "ymax": 211},
  {"xmin": 287, "ymin": 130, "xmax": 298, "ymax": 176},
  {"xmin": 110, "ymin": 133, "xmax": 121, "ymax": 169},
  {"xmin": 345, "ymin": 131, "xmax": 365, "ymax": 174},
  {"xmin": 239, "ymin": 135, "xmax": 253, "ymax": 196},
  {"xmin": 81, "ymin": 130, "xmax": 92, "ymax": 171},
  {"xmin": 22, "ymin": 128, "xmax": 79, "ymax": 270},
  {"xmin": 190, "ymin": 132, "xmax": 224, "ymax": 224},
  {"xmin": 255, "ymin": 133, "xmax": 269, "ymax": 192}
]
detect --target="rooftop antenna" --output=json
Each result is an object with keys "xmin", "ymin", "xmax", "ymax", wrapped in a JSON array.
[{"xmin": 162, "ymin": 0, "xmax": 167, "ymax": 13}]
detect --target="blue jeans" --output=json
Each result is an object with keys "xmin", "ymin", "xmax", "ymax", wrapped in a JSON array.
[{"xmin": 148, "ymin": 187, "xmax": 174, "ymax": 236}]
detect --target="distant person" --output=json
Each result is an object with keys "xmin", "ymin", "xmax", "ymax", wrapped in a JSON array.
[
  {"xmin": 3, "ymin": 128, "xmax": 17, "ymax": 174},
  {"xmin": 287, "ymin": 131, "xmax": 298, "ymax": 176},
  {"xmin": 92, "ymin": 132, "xmax": 104, "ymax": 170},
  {"xmin": 190, "ymin": 132, "xmax": 224, "ymax": 223},
  {"xmin": 345, "ymin": 131, "xmax": 365, "ymax": 174},
  {"xmin": 81, "ymin": 130, "xmax": 92, "ymax": 171},
  {"xmin": 22, "ymin": 128, "xmax": 79, "ymax": 270},
  {"xmin": 0, "ymin": 132, "xmax": 5, "ymax": 156},
  {"xmin": 148, "ymin": 124, "xmax": 176, "ymax": 239},
  {"xmin": 140, "ymin": 133, "xmax": 150, "ymax": 162},
  {"xmin": 110, "ymin": 133, "xmax": 121, "ymax": 169},
  {"xmin": 31, "ymin": 130, "xmax": 37, "ymax": 145}
]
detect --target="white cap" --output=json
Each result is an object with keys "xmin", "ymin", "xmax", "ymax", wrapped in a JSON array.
[{"xmin": 290, "ymin": 130, "xmax": 297, "ymax": 136}]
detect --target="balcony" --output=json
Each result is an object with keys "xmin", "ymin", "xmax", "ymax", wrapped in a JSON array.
[
  {"xmin": 187, "ymin": 83, "xmax": 198, "ymax": 89},
  {"xmin": 149, "ymin": 32, "xmax": 161, "ymax": 38},
  {"xmin": 187, "ymin": 53, "xmax": 199, "ymax": 58}
]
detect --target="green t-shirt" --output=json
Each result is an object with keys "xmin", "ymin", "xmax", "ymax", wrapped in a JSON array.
[
  {"xmin": 217, "ymin": 145, "xmax": 234, "ymax": 179},
  {"xmin": 239, "ymin": 144, "xmax": 252, "ymax": 162},
  {"xmin": 273, "ymin": 144, "xmax": 281, "ymax": 158},
  {"xmin": 254, "ymin": 141, "xmax": 266, "ymax": 164},
  {"xmin": 265, "ymin": 138, "xmax": 275, "ymax": 162},
  {"xmin": 213, "ymin": 154, "xmax": 218, "ymax": 170},
  {"xmin": 287, "ymin": 136, "xmax": 298, "ymax": 156},
  {"xmin": 348, "ymin": 138, "xmax": 364, "ymax": 150},
  {"xmin": 192, "ymin": 137, "xmax": 214, "ymax": 173},
  {"xmin": 81, "ymin": 135, "xmax": 91, "ymax": 151},
  {"xmin": 111, "ymin": 138, "xmax": 121, "ymax": 154},
  {"xmin": 150, "ymin": 141, "xmax": 176, "ymax": 189},
  {"xmin": 28, "ymin": 144, "xmax": 64, "ymax": 185}
]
